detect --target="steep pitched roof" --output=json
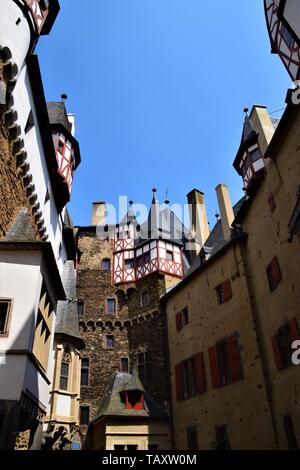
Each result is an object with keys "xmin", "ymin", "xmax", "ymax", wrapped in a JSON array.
[
  {"xmin": 5, "ymin": 208, "xmax": 37, "ymax": 242},
  {"xmin": 93, "ymin": 371, "xmax": 168, "ymax": 422},
  {"xmin": 47, "ymin": 101, "xmax": 72, "ymax": 133},
  {"xmin": 55, "ymin": 260, "xmax": 84, "ymax": 349}
]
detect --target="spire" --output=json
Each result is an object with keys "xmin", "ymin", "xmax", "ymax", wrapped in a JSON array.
[
  {"xmin": 120, "ymin": 200, "xmax": 136, "ymax": 225},
  {"xmin": 148, "ymin": 188, "xmax": 160, "ymax": 238}
]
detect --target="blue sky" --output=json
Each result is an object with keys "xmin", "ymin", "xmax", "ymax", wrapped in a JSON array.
[{"xmin": 37, "ymin": 0, "xmax": 291, "ymax": 227}]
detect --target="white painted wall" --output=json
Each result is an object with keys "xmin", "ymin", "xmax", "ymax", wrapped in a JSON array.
[
  {"xmin": 56, "ymin": 395, "xmax": 71, "ymax": 417},
  {"xmin": 12, "ymin": 65, "xmax": 68, "ymax": 276},
  {"xmin": 0, "ymin": 0, "xmax": 33, "ymax": 72}
]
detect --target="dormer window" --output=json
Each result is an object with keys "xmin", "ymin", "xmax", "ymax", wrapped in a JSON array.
[{"xmin": 125, "ymin": 391, "xmax": 144, "ymax": 410}]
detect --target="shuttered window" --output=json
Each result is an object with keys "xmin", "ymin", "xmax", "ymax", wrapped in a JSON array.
[
  {"xmin": 209, "ymin": 335, "xmax": 243, "ymax": 388},
  {"xmin": 272, "ymin": 318, "xmax": 300, "ymax": 370},
  {"xmin": 216, "ymin": 280, "xmax": 232, "ymax": 304},
  {"xmin": 266, "ymin": 256, "xmax": 282, "ymax": 292},
  {"xmin": 175, "ymin": 353, "xmax": 206, "ymax": 401}
]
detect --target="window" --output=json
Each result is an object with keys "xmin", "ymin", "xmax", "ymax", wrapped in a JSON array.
[
  {"xmin": 114, "ymin": 445, "xmax": 125, "ymax": 450},
  {"xmin": 77, "ymin": 300, "xmax": 85, "ymax": 319},
  {"xmin": 125, "ymin": 258, "xmax": 135, "ymax": 270},
  {"xmin": 137, "ymin": 351, "xmax": 152, "ymax": 385},
  {"xmin": 166, "ymin": 250, "xmax": 174, "ymax": 261},
  {"xmin": 214, "ymin": 425, "xmax": 230, "ymax": 450},
  {"xmin": 81, "ymin": 357, "xmax": 89, "ymax": 386},
  {"xmin": 120, "ymin": 357, "xmax": 129, "ymax": 372},
  {"xmin": 125, "ymin": 390, "xmax": 144, "ymax": 410},
  {"xmin": 249, "ymin": 147, "xmax": 261, "ymax": 162},
  {"xmin": 106, "ymin": 298, "xmax": 116, "ymax": 315},
  {"xmin": 209, "ymin": 335, "xmax": 243, "ymax": 388},
  {"xmin": 272, "ymin": 319, "xmax": 300, "ymax": 370},
  {"xmin": 215, "ymin": 280, "xmax": 232, "ymax": 305},
  {"xmin": 32, "ymin": 284, "xmax": 54, "ymax": 371},
  {"xmin": 175, "ymin": 307, "xmax": 189, "ymax": 331},
  {"xmin": 102, "ymin": 258, "xmax": 111, "ymax": 271},
  {"xmin": 140, "ymin": 289, "xmax": 149, "ymax": 307},
  {"xmin": 144, "ymin": 252, "xmax": 150, "ymax": 264},
  {"xmin": 266, "ymin": 257, "xmax": 282, "ymax": 292},
  {"xmin": 0, "ymin": 300, "xmax": 11, "ymax": 335},
  {"xmin": 105, "ymin": 335, "xmax": 115, "ymax": 349},
  {"xmin": 79, "ymin": 406, "xmax": 90, "ymax": 426},
  {"xmin": 175, "ymin": 353, "xmax": 205, "ymax": 401},
  {"xmin": 137, "ymin": 255, "xmax": 143, "ymax": 268},
  {"xmin": 187, "ymin": 426, "xmax": 199, "ymax": 451},
  {"xmin": 59, "ymin": 362, "xmax": 69, "ymax": 390},
  {"xmin": 281, "ymin": 24, "xmax": 294, "ymax": 49},
  {"xmin": 283, "ymin": 415, "xmax": 299, "ymax": 450}
]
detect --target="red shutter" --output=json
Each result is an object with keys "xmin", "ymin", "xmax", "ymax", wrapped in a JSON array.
[
  {"xmin": 208, "ymin": 346, "xmax": 221, "ymax": 388},
  {"xmin": 271, "ymin": 335, "xmax": 283, "ymax": 370},
  {"xmin": 195, "ymin": 353, "xmax": 206, "ymax": 393},
  {"xmin": 271, "ymin": 257, "xmax": 282, "ymax": 286},
  {"xmin": 222, "ymin": 280, "xmax": 232, "ymax": 302},
  {"xmin": 175, "ymin": 364, "xmax": 184, "ymax": 401},
  {"xmin": 227, "ymin": 335, "xmax": 243, "ymax": 383},
  {"xmin": 289, "ymin": 318, "xmax": 300, "ymax": 342},
  {"xmin": 176, "ymin": 312, "xmax": 182, "ymax": 331}
]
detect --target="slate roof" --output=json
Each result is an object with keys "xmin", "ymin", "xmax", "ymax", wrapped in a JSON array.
[
  {"xmin": 5, "ymin": 208, "xmax": 37, "ymax": 242},
  {"xmin": 55, "ymin": 260, "xmax": 85, "ymax": 348},
  {"xmin": 93, "ymin": 371, "xmax": 169, "ymax": 422},
  {"xmin": 47, "ymin": 101, "xmax": 72, "ymax": 133}
]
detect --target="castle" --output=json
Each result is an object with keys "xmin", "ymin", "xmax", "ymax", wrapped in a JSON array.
[{"xmin": 0, "ymin": 0, "xmax": 300, "ymax": 451}]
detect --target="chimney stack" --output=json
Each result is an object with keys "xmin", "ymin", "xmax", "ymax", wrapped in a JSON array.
[
  {"xmin": 250, "ymin": 105, "xmax": 275, "ymax": 156},
  {"xmin": 215, "ymin": 184, "xmax": 234, "ymax": 242},
  {"xmin": 187, "ymin": 189, "xmax": 210, "ymax": 260},
  {"xmin": 92, "ymin": 201, "xmax": 106, "ymax": 226}
]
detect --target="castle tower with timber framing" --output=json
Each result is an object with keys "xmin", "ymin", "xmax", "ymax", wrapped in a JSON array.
[{"xmin": 76, "ymin": 189, "xmax": 208, "ymax": 448}]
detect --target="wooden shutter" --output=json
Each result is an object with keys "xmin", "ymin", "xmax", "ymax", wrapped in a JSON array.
[
  {"xmin": 175, "ymin": 364, "xmax": 184, "ymax": 401},
  {"xmin": 222, "ymin": 280, "xmax": 232, "ymax": 302},
  {"xmin": 195, "ymin": 353, "xmax": 206, "ymax": 393},
  {"xmin": 176, "ymin": 312, "xmax": 183, "ymax": 331},
  {"xmin": 289, "ymin": 318, "xmax": 300, "ymax": 342},
  {"xmin": 227, "ymin": 335, "xmax": 243, "ymax": 382},
  {"xmin": 208, "ymin": 346, "xmax": 221, "ymax": 388},
  {"xmin": 271, "ymin": 335, "xmax": 283, "ymax": 370},
  {"xmin": 271, "ymin": 257, "xmax": 282, "ymax": 286}
]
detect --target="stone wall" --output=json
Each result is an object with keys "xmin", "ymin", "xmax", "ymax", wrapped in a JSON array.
[{"xmin": 77, "ymin": 231, "xmax": 172, "ymax": 433}]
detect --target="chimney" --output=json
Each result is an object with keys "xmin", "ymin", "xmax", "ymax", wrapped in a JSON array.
[
  {"xmin": 187, "ymin": 189, "xmax": 210, "ymax": 260},
  {"xmin": 92, "ymin": 201, "xmax": 106, "ymax": 226},
  {"xmin": 215, "ymin": 184, "xmax": 234, "ymax": 242},
  {"xmin": 250, "ymin": 105, "xmax": 275, "ymax": 156}
]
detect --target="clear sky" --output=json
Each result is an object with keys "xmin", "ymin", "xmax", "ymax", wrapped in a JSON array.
[{"xmin": 37, "ymin": 0, "xmax": 291, "ymax": 227}]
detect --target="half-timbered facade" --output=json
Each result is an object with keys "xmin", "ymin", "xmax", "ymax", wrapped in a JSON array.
[{"xmin": 264, "ymin": 0, "xmax": 300, "ymax": 80}]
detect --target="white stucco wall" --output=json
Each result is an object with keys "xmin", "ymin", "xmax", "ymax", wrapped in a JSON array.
[
  {"xmin": 0, "ymin": 0, "xmax": 33, "ymax": 72},
  {"xmin": 56, "ymin": 395, "xmax": 71, "ymax": 417},
  {"xmin": 12, "ymin": 65, "xmax": 68, "ymax": 276}
]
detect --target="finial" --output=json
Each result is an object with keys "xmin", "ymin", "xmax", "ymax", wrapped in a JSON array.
[
  {"xmin": 61, "ymin": 93, "xmax": 68, "ymax": 102},
  {"xmin": 129, "ymin": 200, "xmax": 133, "ymax": 207},
  {"xmin": 215, "ymin": 212, "xmax": 220, "ymax": 220},
  {"xmin": 243, "ymin": 107, "xmax": 249, "ymax": 116},
  {"xmin": 164, "ymin": 199, "xmax": 170, "ymax": 205},
  {"xmin": 152, "ymin": 187, "xmax": 157, "ymax": 194}
]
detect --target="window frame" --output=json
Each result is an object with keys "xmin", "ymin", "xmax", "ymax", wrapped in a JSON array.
[
  {"xmin": 137, "ymin": 350, "xmax": 152, "ymax": 385},
  {"xmin": 104, "ymin": 334, "xmax": 115, "ymax": 349},
  {"xmin": 102, "ymin": 258, "xmax": 111, "ymax": 271},
  {"xmin": 0, "ymin": 299, "xmax": 12, "ymax": 337},
  {"xmin": 120, "ymin": 357, "xmax": 129, "ymax": 373},
  {"xmin": 79, "ymin": 405, "xmax": 90, "ymax": 426},
  {"xmin": 59, "ymin": 361, "xmax": 69, "ymax": 391},
  {"xmin": 106, "ymin": 297, "xmax": 117, "ymax": 315},
  {"xmin": 140, "ymin": 289, "xmax": 150, "ymax": 307},
  {"xmin": 77, "ymin": 300, "xmax": 85, "ymax": 319},
  {"xmin": 81, "ymin": 357, "xmax": 90, "ymax": 387}
]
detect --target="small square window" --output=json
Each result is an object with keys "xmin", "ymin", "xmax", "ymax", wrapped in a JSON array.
[
  {"xmin": 216, "ymin": 284, "xmax": 225, "ymax": 304},
  {"xmin": 80, "ymin": 406, "xmax": 90, "ymax": 426},
  {"xmin": 105, "ymin": 335, "xmax": 115, "ymax": 349},
  {"xmin": 77, "ymin": 300, "xmax": 85, "ymax": 319},
  {"xmin": 182, "ymin": 308, "xmax": 189, "ymax": 327},
  {"xmin": 102, "ymin": 258, "xmax": 111, "ymax": 271},
  {"xmin": 125, "ymin": 259, "xmax": 135, "ymax": 270},
  {"xmin": 140, "ymin": 289, "xmax": 149, "ymax": 307},
  {"xmin": 166, "ymin": 250, "xmax": 174, "ymax": 261},
  {"xmin": 0, "ymin": 300, "xmax": 11, "ymax": 335},
  {"xmin": 137, "ymin": 256, "xmax": 143, "ymax": 268},
  {"xmin": 106, "ymin": 298, "xmax": 116, "ymax": 315},
  {"xmin": 120, "ymin": 357, "xmax": 129, "ymax": 372},
  {"xmin": 57, "ymin": 139, "xmax": 65, "ymax": 153},
  {"xmin": 144, "ymin": 252, "xmax": 150, "ymax": 264}
]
